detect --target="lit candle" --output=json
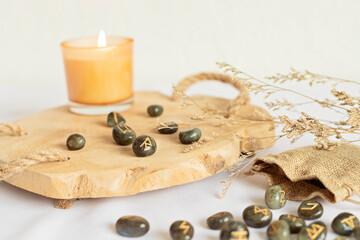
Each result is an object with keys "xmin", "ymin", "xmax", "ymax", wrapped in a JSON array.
[{"xmin": 61, "ymin": 31, "xmax": 133, "ymax": 115}]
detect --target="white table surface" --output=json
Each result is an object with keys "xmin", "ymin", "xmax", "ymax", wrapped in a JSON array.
[{"xmin": 0, "ymin": 82, "xmax": 359, "ymax": 240}]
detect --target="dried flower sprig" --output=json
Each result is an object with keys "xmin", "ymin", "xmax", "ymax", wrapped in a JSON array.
[
  {"xmin": 182, "ymin": 132, "xmax": 220, "ymax": 153},
  {"xmin": 220, "ymin": 148, "xmax": 267, "ymax": 199},
  {"xmin": 267, "ymin": 67, "xmax": 360, "ymax": 87},
  {"xmin": 217, "ymin": 62, "xmax": 349, "ymax": 113},
  {"xmin": 331, "ymin": 89, "xmax": 359, "ymax": 106},
  {"xmin": 164, "ymin": 65, "xmax": 360, "ymax": 197},
  {"xmin": 215, "ymin": 63, "xmax": 360, "ymax": 197},
  {"xmin": 220, "ymin": 62, "xmax": 360, "ymax": 145}
]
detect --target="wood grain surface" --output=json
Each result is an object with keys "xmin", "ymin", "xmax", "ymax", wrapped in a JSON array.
[{"xmin": 0, "ymin": 91, "xmax": 274, "ymax": 199}]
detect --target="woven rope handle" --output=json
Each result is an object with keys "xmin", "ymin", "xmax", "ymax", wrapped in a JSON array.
[
  {"xmin": 0, "ymin": 123, "xmax": 72, "ymax": 208},
  {"xmin": 0, "ymin": 123, "xmax": 26, "ymax": 136},
  {"xmin": 0, "ymin": 150, "xmax": 69, "ymax": 181},
  {"xmin": 171, "ymin": 73, "xmax": 250, "ymax": 114},
  {"xmin": 0, "ymin": 123, "xmax": 68, "ymax": 180}
]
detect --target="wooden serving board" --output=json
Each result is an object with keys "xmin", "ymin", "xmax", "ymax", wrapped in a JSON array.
[{"xmin": 0, "ymin": 91, "xmax": 274, "ymax": 199}]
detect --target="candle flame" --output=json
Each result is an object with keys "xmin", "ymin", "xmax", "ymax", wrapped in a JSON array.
[{"xmin": 97, "ymin": 30, "xmax": 107, "ymax": 47}]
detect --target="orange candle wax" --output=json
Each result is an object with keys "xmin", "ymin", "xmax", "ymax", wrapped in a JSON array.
[{"xmin": 61, "ymin": 34, "xmax": 133, "ymax": 114}]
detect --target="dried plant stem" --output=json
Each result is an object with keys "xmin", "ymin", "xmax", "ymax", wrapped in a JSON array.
[
  {"xmin": 247, "ymin": 134, "xmax": 287, "ymax": 140},
  {"xmin": 182, "ymin": 130, "xmax": 236, "ymax": 153},
  {"xmin": 177, "ymin": 119, "xmax": 280, "ymax": 127},
  {"xmin": 316, "ymin": 73, "xmax": 360, "ymax": 86},
  {"xmin": 218, "ymin": 62, "xmax": 349, "ymax": 113},
  {"xmin": 220, "ymin": 148, "xmax": 266, "ymax": 199},
  {"xmin": 220, "ymin": 135, "xmax": 284, "ymax": 198},
  {"xmin": 173, "ymin": 87, "xmax": 210, "ymax": 114}
]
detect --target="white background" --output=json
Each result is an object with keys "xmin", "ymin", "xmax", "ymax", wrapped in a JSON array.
[
  {"xmin": 1, "ymin": 1, "xmax": 360, "ymax": 240},
  {"xmin": 1, "ymin": 0, "xmax": 360, "ymax": 85}
]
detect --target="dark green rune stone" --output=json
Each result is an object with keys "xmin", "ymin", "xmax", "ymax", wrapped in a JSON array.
[
  {"xmin": 115, "ymin": 215, "xmax": 150, "ymax": 238},
  {"xmin": 157, "ymin": 122, "xmax": 178, "ymax": 134},
  {"xmin": 265, "ymin": 185, "xmax": 287, "ymax": 209},
  {"xmin": 170, "ymin": 220, "xmax": 194, "ymax": 240},
  {"xmin": 220, "ymin": 221, "xmax": 249, "ymax": 240},
  {"xmin": 132, "ymin": 135, "xmax": 157, "ymax": 157},
  {"xmin": 147, "ymin": 105, "xmax": 163, "ymax": 117},
  {"xmin": 298, "ymin": 221, "xmax": 327, "ymax": 240},
  {"xmin": 298, "ymin": 199, "xmax": 323, "ymax": 220},
  {"xmin": 112, "ymin": 124, "xmax": 136, "ymax": 146},
  {"xmin": 242, "ymin": 205, "xmax": 272, "ymax": 228},
  {"xmin": 207, "ymin": 211, "xmax": 234, "ymax": 230},
  {"xmin": 107, "ymin": 112, "xmax": 125, "ymax": 127},
  {"xmin": 279, "ymin": 214, "xmax": 306, "ymax": 233},
  {"xmin": 66, "ymin": 134, "xmax": 86, "ymax": 150},
  {"xmin": 179, "ymin": 128, "xmax": 202, "ymax": 144},
  {"xmin": 354, "ymin": 226, "xmax": 360, "ymax": 240},
  {"xmin": 266, "ymin": 220, "xmax": 290, "ymax": 240},
  {"xmin": 331, "ymin": 212, "xmax": 359, "ymax": 236}
]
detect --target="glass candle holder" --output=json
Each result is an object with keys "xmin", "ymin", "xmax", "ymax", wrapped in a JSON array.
[{"xmin": 61, "ymin": 36, "xmax": 133, "ymax": 115}]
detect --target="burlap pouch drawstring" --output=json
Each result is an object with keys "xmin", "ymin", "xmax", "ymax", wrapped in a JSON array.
[
  {"xmin": 0, "ymin": 123, "xmax": 72, "ymax": 208},
  {"xmin": 245, "ymin": 144, "xmax": 360, "ymax": 204}
]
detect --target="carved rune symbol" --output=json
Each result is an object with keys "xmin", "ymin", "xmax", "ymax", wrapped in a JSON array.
[
  {"xmin": 179, "ymin": 221, "xmax": 190, "ymax": 234},
  {"xmin": 230, "ymin": 231, "xmax": 248, "ymax": 240},
  {"xmin": 113, "ymin": 112, "xmax": 118, "ymax": 124},
  {"xmin": 268, "ymin": 222, "xmax": 280, "ymax": 235},
  {"xmin": 341, "ymin": 216, "xmax": 356, "ymax": 229},
  {"xmin": 254, "ymin": 206, "xmax": 269, "ymax": 216},
  {"xmin": 117, "ymin": 124, "xmax": 131, "ymax": 134},
  {"xmin": 280, "ymin": 190, "xmax": 286, "ymax": 206},
  {"xmin": 286, "ymin": 214, "xmax": 297, "ymax": 222},
  {"xmin": 140, "ymin": 137, "xmax": 152, "ymax": 150},
  {"xmin": 301, "ymin": 202, "xmax": 319, "ymax": 211},
  {"xmin": 306, "ymin": 224, "xmax": 324, "ymax": 240}
]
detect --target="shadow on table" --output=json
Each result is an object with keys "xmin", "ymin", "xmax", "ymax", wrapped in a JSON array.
[{"xmin": 0, "ymin": 181, "xmax": 54, "ymax": 207}]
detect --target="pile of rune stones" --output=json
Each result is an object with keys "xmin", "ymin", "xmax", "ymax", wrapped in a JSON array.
[
  {"xmin": 64, "ymin": 105, "xmax": 360, "ymax": 239},
  {"xmin": 65, "ymin": 104, "xmax": 202, "ymax": 156},
  {"xmin": 115, "ymin": 185, "xmax": 360, "ymax": 240}
]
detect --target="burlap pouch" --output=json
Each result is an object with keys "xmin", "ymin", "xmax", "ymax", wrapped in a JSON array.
[{"xmin": 245, "ymin": 144, "xmax": 360, "ymax": 203}]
